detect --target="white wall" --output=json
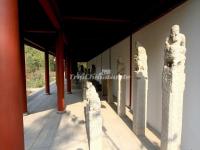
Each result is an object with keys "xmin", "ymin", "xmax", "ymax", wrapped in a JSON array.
[
  {"xmin": 110, "ymin": 37, "xmax": 130, "ymax": 105},
  {"xmin": 102, "ymin": 49, "xmax": 110, "ymax": 70},
  {"xmin": 132, "ymin": 0, "xmax": 200, "ymax": 149},
  {"xmin": 88, "ymin": 0, "xmax": 200, "ymax": 149},
  {"xmin": 88, "ymin": 37, "xmax": 131, "ymax": 106}
]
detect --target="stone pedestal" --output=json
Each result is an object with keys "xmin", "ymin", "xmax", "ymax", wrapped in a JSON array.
[
  {"xmin": 161, "ymin": 67, "xmax": 185, "ymax": 150},
  {"xmin": 107, "ymin": 78, "xmax": 113, "ymax": 104},
  {"xmin": 82, "ymin": 80, "xmax": 87, "ymax": 100},
  {"xmin": 87, "ymin": 109, "xmax": 102, "ymax": 150},
  {"xmin": 117, "ymin": 74, "xmax": 126, "ymax": 116},
  {"xmin": 133, "ymin": 73, "xmax": 148, "ymax": 136},
  {"xmin": 85, "ymin": 81, "xmax": 102, "ymax": 150}
]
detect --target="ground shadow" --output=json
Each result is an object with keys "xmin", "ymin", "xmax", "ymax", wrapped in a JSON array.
[{"xmin": 27, "ymin": 83, "xmax": 83, "ymax": 114}]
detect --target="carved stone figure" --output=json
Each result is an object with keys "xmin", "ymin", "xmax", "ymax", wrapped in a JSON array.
[
  {"xmin": 85, "ymin": 81, "xmax": 102, "ymax": 150},
  {"xmin": 161, "ymin": 25, "xmax": 186, "ymax": 150},
  {"xmin": 86, "ymin": 81, "xmax": 101, "ymax": 111},
  {"xmin": 164, "ymin": 24, "xmax": 186, "ymax": 68},
  {"xmin": 134, "ymin": 41, "xmax": 148, "ymax": 78},
  {"xmin": 132, "ymin": 42, "xmax": 148, "ymax": 136}
]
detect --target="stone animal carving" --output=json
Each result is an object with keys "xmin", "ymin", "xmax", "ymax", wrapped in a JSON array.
[
  {"xmin": 134, "ymin": 41, "xmax": 148, "ymax": 78},
  {"xmin": 86, "ymin": 81, "xmax": 101, "ymax": 111}
]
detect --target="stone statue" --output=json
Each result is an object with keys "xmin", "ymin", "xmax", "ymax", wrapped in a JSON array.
[
  {"xmin": 161, "ymin": 25, "xmax": 186, "ymax": 150},
  {"xmin": 164, "ymin": 24, "xmax": 186, "ymax": 68},
  {"xmin": 132, "ymin": 41, "xmax": 148, "ymax": 136},
  {"xmin": 134, "ymin": 41, "xmax": 148, "ymax": 78},
  {"xmin": 163, "ymin": 25, "xmax": 186, "ymax": 92},
  {"xmin": 86, "ymin": 81, "xmax": 101, "ymax": 111},
  {"xmin": 117, "ymin": 57, "xmax": 125, "ymax": 75},
  {"xmin": 85, "ymin": 81, "xmax": 102, "ymax": 150}
]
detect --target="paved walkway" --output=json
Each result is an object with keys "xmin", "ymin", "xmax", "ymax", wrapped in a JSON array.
[{"xmin": 24, "ymin": 83, "xmax": 157, "ymax": 150}]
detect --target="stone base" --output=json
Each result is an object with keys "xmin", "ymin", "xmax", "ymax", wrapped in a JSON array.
[
  {"xmin": 56, "ymin": 110, "xmax": 66, "ymax": 114},
  {"xmin": 107, "ymin": 79, "xmax": 113, "ymax": 104},
  {"xmin": 117, "ymin": 75, "xmax": 126, "ymax": 116},
  {"xmin": 133, "ymin": 77, "xmax": 148, "ymax": 136},
  {"xmin": 161, "ymin": 67, "xmax": 185, "ymax": 150},
  {"xmin": 23, "ymin": 112, "xmax": 29, "ymax": 116},
  {"xmin": 85, "ymin": 105, "xmax": 102, "ymax": 150}
]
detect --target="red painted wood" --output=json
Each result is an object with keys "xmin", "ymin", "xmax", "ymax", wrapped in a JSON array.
[
  {"xmin": 56, "ymin": 33, "xmax": 65, "ymax": 111},
  {"xmin": 45, "ymin": 52, "xmax": 50, "ymax": 94},
  {"xmin": 0, "ymin": 0, "xmax": 24, "ymax": 149},
  {"xmin": 38, "ymin": 0, "xmax": 61, "ymax": 30},
  {"xmin": 21, "ymin": 44, "xmax": 28, "ymax": 113}
]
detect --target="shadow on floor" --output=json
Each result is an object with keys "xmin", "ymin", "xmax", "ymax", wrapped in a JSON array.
[
  {"xmin": 106, "ymin": 99, "xmax": 160, "ymax": 150},
  {"xmin": 27, "ymin": 83, "xmax": 83, "ymax": 114}
]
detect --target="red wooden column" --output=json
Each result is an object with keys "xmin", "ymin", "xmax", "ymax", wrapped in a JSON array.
[
  {"xmin": 45, "ymin": 52, "xmax": 50, "ymax": 95},
  {"xmin": 66, "ymin": 58, "xmax": 72, "ymax": 94},
  {"xmin": 56, "ymin": 33, "xmax": 65, "ymax": 112},
  {"xmin": 0, "ymin": 0, "xmax": 25, "ymax": 149},
  {"xmin": 21, "ymin": 44, "xmax": 28, "ymax": 113}
]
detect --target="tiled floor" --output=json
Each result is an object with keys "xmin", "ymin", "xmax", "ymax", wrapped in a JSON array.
[{"xmin": 24, "ymin": 83, "xmax": 158, "ymax": 150}]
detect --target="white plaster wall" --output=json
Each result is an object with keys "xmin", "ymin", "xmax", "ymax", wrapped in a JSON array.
[
  {"xmin": 110, "ymin": 37, "xmax": 130, "ymax": 106},
  {"xmin": 87, "ymin": 1, "xmax": 200, "ymax": 148},
  {"xmin": 95, "ymin": 54, "xmax": 102, "ymax": 74},
  {"xmin": 132, "ymin": 0, "xmax": 200, "ymax": 149},
  {"xmin": 88, "ymin": 57, "xmax": 96, "ymax": 70},
  {"xmin": 102, "ymin": 49, "xmax": 110, "ymax": 70}
]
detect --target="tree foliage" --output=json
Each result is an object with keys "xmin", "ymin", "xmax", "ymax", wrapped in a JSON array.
[{"xmin": 25, "ymin": 45, "xmax": 56, "ymax": 88}]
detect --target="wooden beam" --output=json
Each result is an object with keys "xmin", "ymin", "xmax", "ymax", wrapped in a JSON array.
[
  {"xmin": 24, "ymin": 29, "xmax": 56, "ymax": 34},
  {"xmin": 63, "ymin": 16, "xmax": 130, "ymax": 23},
  {"xmin": 38, "ymin": 0, "xmax": 69, "ymax": 45},
  {"xmin": 24, "ymin": 38, "xmax": 45, "ymax": 51},
  {"xmin": 38, "ymin": 0, "xmax": 61, "ymax": 30}
]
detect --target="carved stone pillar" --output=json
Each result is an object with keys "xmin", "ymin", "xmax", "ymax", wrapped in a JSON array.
[
  {"xmin": 161, "ymin": 25, "xmax": 186, "ymax": 150},
  {"xmin": 107, "ymin": 77, "xmax": 113, "ymax": 104},
  {"xmin": 85, "ymin": 82, "xmax": 102, "ymax": 150},
  {"xmin": 117, "ymin": 74, "xmax": 126, "ymax": 116},
  {"xmin": 132, "ymin": 42, "xmax": 148, "ymax": 136}
]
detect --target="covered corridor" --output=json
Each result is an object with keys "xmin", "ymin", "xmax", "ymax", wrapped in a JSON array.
[{"xmin": 1, "ymin": 0, "xmax": 200, "ymax": 150}]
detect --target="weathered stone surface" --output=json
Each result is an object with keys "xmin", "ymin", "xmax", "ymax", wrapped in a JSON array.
[
  {"xmin": 117, "ymin": 57, "xmax": 126, "ymax": 116},
  {"xmin": 132, "ymin": 42, "xmax": 148, "ymax": 136},
  {"xmin": 86, "ymin": 81, "xmax": 101, "ymax": 111},
  {"xmin": 107, "ymin": 77, "xmax": 113, "ymax": 104},
  {"xmin": 82, "ymin": 80, "xmax": 87, "ymax": 100},
  {"xmin": 161, "ymin": 25, "xmax": 186, "ymax": 150},
  {"xmin": 85, "ymin": 81, "xmax": 102, "ymax": 150}
]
